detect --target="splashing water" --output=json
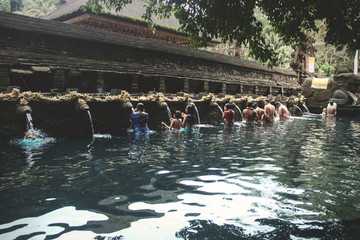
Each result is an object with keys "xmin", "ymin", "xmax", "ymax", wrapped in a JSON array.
[
  {"xmin": 193, "ymin": 104, "xmax": 201, "ymax": 124},
  {"xmin": 214, "ymin": 102, "xmax": 224, "ymax": 115},
  {"xmin": 233, "ymin": 103, "xmax": 243, "ymax": 120}
]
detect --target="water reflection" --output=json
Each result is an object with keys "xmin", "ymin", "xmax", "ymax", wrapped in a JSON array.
[
  {"xmin": 0, "ymin": 206, "xmax": 108, "ymax": 239},
  {"xmin": 0, "ymin": 117, "xmax": 360, "ymax": 239}
]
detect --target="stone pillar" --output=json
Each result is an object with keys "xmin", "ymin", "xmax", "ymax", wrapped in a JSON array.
[
  {"xmin": 281, "ymin": 86, "xmax": 284, "ymax": 96},
  {"xmin": 204, "ymin": 81, "xmax": 209, "ymax": 93},
  {"xmin": 222, "ymin": 82, "xmax": 226, "ymax": 94},
  {"xmin": 131, "ymin": 75, "xmax": 139, "ymax": 93},
  {"xmin": 0, "ymin": 65, "xmax": 10, "ymax": 92},
  {"xmin": 159, "ymin": 77, "xmax": 166, "ymax": 92},
  {"xmin": 240, "ymin": 84, "xmax": 244, "ymax": 94},
  {"xmin": 183, "ymin": 78, "xmax": 189, "ymax": 93},
  {"xmin": 97, "ymin": 71, "xmax": 104, "ymax": 92},
  {"xmin": 269, "ymin": 86, "xmax": 272, "ymax": 95},
  {"xmin": 53, "ymin": 69, "xmax": 65, "ymax": 92}
]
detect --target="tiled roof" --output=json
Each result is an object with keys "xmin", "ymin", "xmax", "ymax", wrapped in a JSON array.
[{"xmin": 43, "ymin": 0, "xmax": 180, "ymax": 29}]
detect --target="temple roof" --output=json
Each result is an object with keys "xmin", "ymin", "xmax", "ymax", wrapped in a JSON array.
[{"xmin": 43, "ymin": 0, "xmax": 181, "ymax": 30}]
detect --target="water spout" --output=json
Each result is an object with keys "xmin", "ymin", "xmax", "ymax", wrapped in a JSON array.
[
  {"xmin": 75, "ymin": 99, "xmax": 90, "ymax": 112},
  {"xmin": 165, "ymin": 106, "xmax": 172, "ymax": 124},
  {"xmin": 26, "ymin": 112, "xmax": 34, "ymax": 130},
  {"xmin": 233, "ymin": 103, "xmax": 243, "ymax": 120},
  {"xmin": 87, "ymin": 109, "xmax": 95, "ymax": 136},
  {"xmin": 301, "ymin": 102, "xmax": 310, "ymax": 113},
  {"xmin": 213, "ymin": 102, "xmax": 224, "ymax": 115},
  {"xmin": 193, "ymin": 103, "xmax": 201, "ymax": 124},
  {"xmin": 16, "ymin": 104, "xmax": 32, "ymax": 115},
  {"xmin": 159, "ymin": 101, "xmax": 172, "ymax": 124},
  {"xmin": 295, "ymin": 105, "xmax": 304, "ymax": 115}
]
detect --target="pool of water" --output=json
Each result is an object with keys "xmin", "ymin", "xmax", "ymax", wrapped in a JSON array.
[{"xmin": 1, "ymin": 115, "xmax": 360, "ymax": 240}]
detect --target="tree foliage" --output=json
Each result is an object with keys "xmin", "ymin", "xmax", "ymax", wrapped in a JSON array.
[
  {"xmin": 0, "ymin": 0, "xmax": 11, "ymax": 12},
  {"xmin": 15, "ymin": 0, "xmax": 62, "ymax": 18},
  {"xmin": 84, "ymin": 0, "xmax": 360, "ymax": 66}
]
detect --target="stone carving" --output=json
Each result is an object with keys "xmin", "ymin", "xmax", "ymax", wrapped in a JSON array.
[{"xmin": 302, "ymin": 73, "xmax": 360, "ymax": 108}]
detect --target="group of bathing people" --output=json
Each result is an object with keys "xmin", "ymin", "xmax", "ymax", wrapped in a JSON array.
[{"xmin": 130, "ymin": 99, "xmax": 293, "ymax": 134}]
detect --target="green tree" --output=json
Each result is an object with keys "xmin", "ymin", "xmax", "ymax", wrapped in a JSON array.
[
  {"xmin": 10, "ymin": 0, "xmax": 23, "ymax": 12},
  {"xmin": 15, "ymin": 0, "xmax": 65, "ymax": 18},
  {"xmin": 83, "ymin": 0, "xmax": 360, "ymax": 66},
  {"xmin": 0, "ymin": 0, "xmax": 11, "ymax": 12}
]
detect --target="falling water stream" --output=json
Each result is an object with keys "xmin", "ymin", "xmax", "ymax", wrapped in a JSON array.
[
  {"xmin": 165, "ymin": 105, "xmax": 172, "ymax": 124},
  {"xmin": 86, "ymin": 110, "xmax": 95, "ymax": 136},
  {"xmin": 25, "ymin": 112, "xmax": 34, "ymax": 130},
  {"xmin": 193, "ymin": 104, "xmax": 201, "ymax": 124},
  {"xmin": 302, "ymin": 102, "xmax": 310, "ymax": 113},
  {"xmin": 214, "ymin": 102, "xmax": 224, "ymax": 115},
  {"xmin": 233, "ymin": 103, "xmax": 244, "ymax": 120},
  {"xmin": 295, "ymin": 105, "xmax": 304, "ymax": 115}
]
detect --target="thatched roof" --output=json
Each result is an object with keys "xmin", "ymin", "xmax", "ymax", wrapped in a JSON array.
[{"xmin": 43, "ymin": 0, "xmax": 181, "ymax": 29}]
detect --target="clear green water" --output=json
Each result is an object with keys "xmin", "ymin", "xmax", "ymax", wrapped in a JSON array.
[{"xmin": 0, "ymin": 115, "xmax": 360, "ymax": 239}]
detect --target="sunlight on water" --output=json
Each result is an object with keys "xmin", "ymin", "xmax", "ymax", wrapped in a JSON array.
[
  {"xmin": 0, "ymin": 116, "xmax": 360, "ymax": 239},
  {"xmin": 0, "ymin": 206, "xmax": 107, "ymax": 240}
]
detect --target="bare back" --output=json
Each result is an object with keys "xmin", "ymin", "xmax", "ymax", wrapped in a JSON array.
[{"xmin": 264, "ymin": 104, "xmax": 275, "ymax": 123}]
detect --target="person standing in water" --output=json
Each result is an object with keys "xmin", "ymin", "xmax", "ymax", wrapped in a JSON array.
[
  {"xmin": 263, "ymin": 99, "xmax": 275, "ymax": 123},
  {"xmin": 242, "ymin": 101, "xmax": 258, "ymax": 123},
  {"xmin": 130, "ymin": 103, "xmax": 149, "ymax": 134},
  {"xmin": 182, "ymin": 104, "xmax": 196, "ymax": 133},
  {"xmin": 327, "ymin": 100, "xmax": 337, "ymax": 118},
  {"xmin": 276, "ymin": 102, "xmax": 293, "ymax": 120},
  {"xmin": 222, "ymin": 103, "xmax": 235, "ymax": 127},
  {"xmin": 252, "ymin": 102, "xmax": 264, "ymax": 121},
  {"xmin": 162, "ymin": 110, "xmax": 182, "ymax": 130}
]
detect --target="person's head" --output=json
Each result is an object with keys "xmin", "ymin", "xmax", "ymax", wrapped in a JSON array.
[
  {"xmin": 247, "ymin": 101, "xmax": 253, "ymax": 108},
  {"xmin": 25, "ymin": 130, "xmax": 36, "ymax": 140},
  {"xmin": 185, "ymin": 104, "xmax": 195, "ymax": 114},
  {"xmin": 323, "ymin": 108, "xmax": 327, "ymax": 112},
  {"xmin": 252, "ymin": 102, "xmax": 258, "ymax": 108},
  {"xmin": 275, "ymin": 102, "xmax": 280, "ymax": 107},
  {"xmin": 329, "ymin": 100, "xmax": 334, "ymax": 106},
  {"xmin": 136, "ymin": 103, "xmax": 145, "ymax": 112},
  {"xmin": 224, "ymin": 103, "xmax": 232, "ymax": 111},
  {"xmin": 174, "ymin": 110, "xmax": 181, "ymax": 119},
  {"xmin": 265, "ymin": 99, "xmax": 270, "ymax": 104}
]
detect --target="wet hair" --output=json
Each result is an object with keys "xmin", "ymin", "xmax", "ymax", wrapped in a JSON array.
[
  {"xmin": 252, "ymin": 102, "xmax": 258, "ymax": 108},
  {"xmin": 329, "ymin": 101, "xmax": 334, "ymax": 105},
  {"xmin": 265, "ymin": 99, "xmax": 270, "ymax": 103},
  {"xmin": 275, "ymin": 102, "xmax": 280, "ymax": 106},
  {"xmin": 174, "ymin": 110, "xmax": 181, "ymax": 119},
  {"xmin": 247, "ymin": 101, "xmax": 253, "ymax": 107},
  {"xmin": 137, "ymin": 103, "xmax": 145, "ymax": 112}
]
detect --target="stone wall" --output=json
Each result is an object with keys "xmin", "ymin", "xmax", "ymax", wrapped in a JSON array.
[
  {"xmin": 0, "ymin": 11, "xmax": 299, "ymax": 96},
  {"xmin": 302, "ymin": 73, "xmax": 360, "ymax": 113}
]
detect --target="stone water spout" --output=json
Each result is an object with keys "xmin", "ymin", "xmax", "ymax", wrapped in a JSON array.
[
  {"xmin": 158, "ymin": 101, "xmax": 172, "ymax": 124},
  {"xmin": 75, "ymin": 98, "xmax": 90, "ymax": 112},
  {"xmin": 75, "ymin": 98, "xmax": 94, "ymax": 136},
  {"xmin": 16, "ymin": 98, "xmax": 32, "ymax": 115},
  {"xmin": 17, "ymin": 98, "xmax": 34, "ymax": 130},
  {"xmin": 122, "ymin": 101, "xmax": 134, "ymax": 111}
]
